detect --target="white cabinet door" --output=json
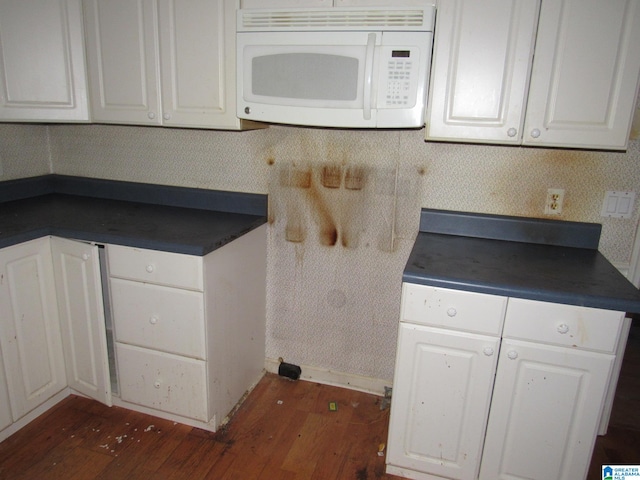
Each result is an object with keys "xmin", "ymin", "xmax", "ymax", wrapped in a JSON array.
[
  {"xmin": 479, "ymin": 339, "xmax": 614, "ymax": 480},
  {"xmin": 387, "ymin": 323, "xmax": 500, "ymax": 480},
  {"xmin": 0, "ymin": 0, "xmax": 89, "ymax": 122},
  {"xmin": 0, "ymin": 238, "xmax": 67, "ymax": 421},
  {"xmin": 523, "ymin": 0, "xmax": 640, "ymax": 149},
  {"xmin": 157, "ymin": 0, "xmax": 240, "ymax": 128},
  {"xmin": 0, "ymin": 349, "xmax": 12, "ymax": 431},
  {"xmin": 84, "ymin": 0, "xmax": 251, "ymax": 129},
  {"xmin": 83, "ymin": 0, "xmax": 161, "ymax": 125},
  {"xmin": 51, "ymin": 237, "xmax": 112, "ymax": 407},
  {"xmin": 425, "ymin": 0, "xmax": 540, "ymax": 143}
]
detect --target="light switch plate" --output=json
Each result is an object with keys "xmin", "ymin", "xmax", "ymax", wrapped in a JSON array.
[{"xmin": 601, "ymin": 191, "xmax": 636, "ymax": 219}]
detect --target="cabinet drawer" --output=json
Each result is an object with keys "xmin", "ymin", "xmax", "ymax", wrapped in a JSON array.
[
  {"xmin": 401, "ymin": 283, "xmax": 507, "ymax": 336},
  {"xmin": 504, "ymin": 298, "xmax": 624, "ymax": 353},
  {"xmin": 111, "ymin": 278, "xmax": 206, "ymax": 359},
  {"xmin": 116, "ymin": 343, "xmax": 208, "ymax": 421},
  {"xmin": 107, "ymin": 244, "xmax": 203, "ymax": 291}
]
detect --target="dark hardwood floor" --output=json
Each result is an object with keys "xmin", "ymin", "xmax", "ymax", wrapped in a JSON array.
[
  {"xmin": 0, "ymin": 322, "xmax": 638, "ymax": 479},
  {"xmin": 0, "ymin": 373, "xmax": 401, "ymax": 479}
]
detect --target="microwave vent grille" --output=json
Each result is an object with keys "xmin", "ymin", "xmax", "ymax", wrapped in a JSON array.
[{"xmin": 240, "ymin": 9, "xmax": 429, "ymax": 31}]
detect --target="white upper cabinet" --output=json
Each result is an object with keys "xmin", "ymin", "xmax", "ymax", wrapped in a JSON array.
[
  {"xmin": 0, "ymin": 0, "xmax": 89, "ymax": 122},
  {"xmin": 425, "ymin": 0, "xmax": 540, "ymax": 144},
  {"xmin": 523, "ymin": 0, "xmax": 640, "ymax": 149},
  {"xmin": 426, "ymin": 0, "xmax": 640, "ymax": 150},
  {"xmin": 82, "ymin": 0, "xmax": 160, "ymax": 125},
  {"xmin": 84, "ymin": 0, "xmax": 257, "ymax": 129}
]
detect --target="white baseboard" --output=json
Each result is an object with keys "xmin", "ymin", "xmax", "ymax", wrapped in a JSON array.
[{"xmin": 265, "ymin": 357, "xmax": 390, "ymax": 396}]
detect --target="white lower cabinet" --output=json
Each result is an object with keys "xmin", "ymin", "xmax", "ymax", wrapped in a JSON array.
[
  {"xmin": 107, "ymin": 224, "xmax": 266, "ymax": 429},
  {"xmin": 479, "ymin": 339, "xmax": 613, "ymax": 480},
  {"xmin": 107, "ymin": 244, "xmax": 210, "ymax": 422},
  {"xmin": 0, "ymin": 226, "xmax": 266, "ymax": 441},
  {"xmin": 51, "ymin": 237, "xmax": 112, "ymax": 407},
  {"xmin": 0, "ymin": 236, "xmax": 110, "ymax": 442},
  {"xmin": 387, "ymin": 324, "xmax": 500, "ymax": 480},
  {"xmin": 0, "ymin": 350, "xmax": 13, "ymax": 432},
  {"xmin": 0, "ymin": 238, "xmax": 67, "ymax": 423},
  {"xmin": 387, "ymin": 284, "xmax": 624, "ymax": 480}
]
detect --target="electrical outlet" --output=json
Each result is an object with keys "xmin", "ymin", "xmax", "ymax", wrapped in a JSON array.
[{"xmin": 545, "ymin": 188, "xmax": 565, "ymax": 215}]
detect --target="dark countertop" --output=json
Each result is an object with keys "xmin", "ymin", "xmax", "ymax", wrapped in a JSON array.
[
  {"xmin": 0, "ymin": 176, "xmax": 267, "ymax": 256},
  {"xmin": 405, "ymin": 209, "xmax": 640, "ymax": 314}
]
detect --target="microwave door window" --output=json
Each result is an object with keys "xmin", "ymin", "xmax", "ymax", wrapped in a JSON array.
[{"xmin": 251, "ymin": 53, "xmax": 360, "ymax": 107}]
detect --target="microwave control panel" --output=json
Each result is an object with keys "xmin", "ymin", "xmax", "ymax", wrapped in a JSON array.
[{"xmin": 379, "ymin": 47, "xmax": 420, "ymax": 109}]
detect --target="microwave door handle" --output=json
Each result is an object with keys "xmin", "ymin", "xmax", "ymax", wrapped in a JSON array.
[{"xmin": 363, "ymin": 33, "xmax": 376, "ymax": 121}]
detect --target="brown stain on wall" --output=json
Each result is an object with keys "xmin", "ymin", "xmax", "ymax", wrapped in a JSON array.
[
  {"xmin": 280, "ymin": 166, "xmax": 312, "ymax": 188},
  {"xmin": 345, "ymin": 166, "xmax": 365, "ymax": 190},
  {"xmin": 307, "ymin": 172, "xmax": 339, "ymax": 246},
  {"xmin": 321, "ymin": 164, "xmax": 342, "ymax": 189},
  {"xmin": 271, "ymin": 157, "xmax": 420, "ymax": 252}
]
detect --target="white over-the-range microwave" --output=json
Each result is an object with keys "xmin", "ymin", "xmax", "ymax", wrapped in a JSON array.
[{"xmin": 236, "ymin": 6, "xmax": 436, "ymax": 129}]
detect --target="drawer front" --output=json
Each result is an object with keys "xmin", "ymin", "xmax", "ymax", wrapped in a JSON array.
[
  {"xmin": 116, "ymin": 343, "xmax": 208, "ymax": 421},
  {"xmin": 107, "ymin": 244, "xmax": 203, "ymax": 291},
  {"xmin": 504, "ymin": 298, "xmax": 624, "ymax": 353},
  {"xmin": 402, "ymin": 283, "xmax": 507, "ymax": 336},
  {"xmin": 111, "ymin": 278, "xmax": 206, "ymax": 359}
]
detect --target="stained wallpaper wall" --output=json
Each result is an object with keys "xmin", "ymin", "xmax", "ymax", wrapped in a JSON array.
[{"xmin": 1, "ymin": 121, "xmax": 640, "ymax": 388}]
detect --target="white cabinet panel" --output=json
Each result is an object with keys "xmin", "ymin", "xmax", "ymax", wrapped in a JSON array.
[
  {"xmin": 425, "ymin": 0, "xmax": 540, "ymax": 143},
  {"xmin": 504, "ymin": 298, "xmax": 624, "ymax": 352},
  {"xmin": 116, "ymin": 343, "xmax": 208, "ymax": 421},
  {"xmin": 107, "ymin": 243, "xmax": 203, "ymax": 291},
  {"xmin": 479, "ymin": 339, "xmax": 614, "ymax": 480},
  {"xmin": 110, "ymin": 278, "xmax": 206, "ymax": 359},
  {"xmin": 0, "ymin": 350, "xmax": 12, "ymax": 431},
  {"xmin": 83, "ymin": 0, "xmax": 161, "ymax": 125},
  {"xmin": 402, "ymin": 283, "xmax": 507, "ymax": 335},
  {"xmin": 51, "ymin": 237, "xmax": 112, "ymax": 406},
  {"xmin": 0, "ymin": 238, "xmax": 67, "ymax": 421},
  {"xmin": 387, "ymin": 323, "xmax": 500, "ymax": 480},
  {"xmin": 0, "ymin": 0, "xmax": 89, "ymax": 122},
  {"xmin": 158, "ymin": 0, "xmax": 233, "ymax": 127},
  {"xmin": 523, "ymin": 0, "xmax": 640, "ymax": 149}
]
